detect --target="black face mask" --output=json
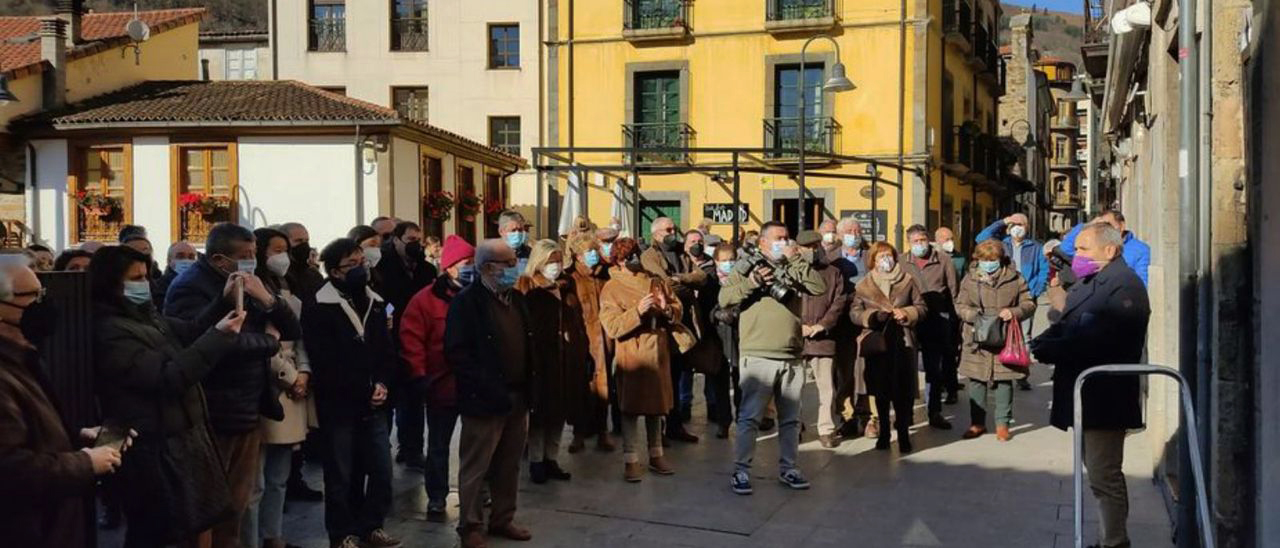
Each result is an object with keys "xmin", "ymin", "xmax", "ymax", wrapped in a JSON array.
[
  {"xmin": 1, "ymin": 300, "xmax": 59, "ymax": 345},
  {"xmin": 624, "ymin": 254, "xmax": 645, "ymax": 273},
  {"xmin": 405, "ymin": 241, "xmax": 426, "ymax": 262},
  {"xmin": 333, "ymin": 265, "xmax": 369, "ymax": 295},
  {"xmin": 688, "ymin": 243, "xmax": 705, "ymax": 257},
  {"xmin": 662, "ymin": 234, "xmax": 682, "ymax": 252},
  {"xmin": 290, "ymin": 243, "xmax": 311, "ymax": 267}
]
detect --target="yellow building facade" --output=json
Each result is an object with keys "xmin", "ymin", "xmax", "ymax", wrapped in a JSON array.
[{"xmin": 546, "ymin": 0, "xmax": 1012, "ymax": 251}]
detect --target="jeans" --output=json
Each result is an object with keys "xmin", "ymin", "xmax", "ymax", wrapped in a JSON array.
[
  {"xmin": 1084, "ymin": 429, "xmax": 1130, "ymax": 547},
  {"xmin": 396, "ymin": 382, "xmax": 425, "ymax": 457},
  {"xmin": 969, "ymin": 380, "xmax": 1014, "ymax": 427},
  {"xmin": 733, "ymin": 356, "xmax": 805, "ymax": 474},
  {"xmin": 244, "ymin": 443, "xmax": 293, "ymax": 546},
  {"xmin": 806, "ymin": 356, "xmax": 838, "ymax": 437},
  {"xmin": 425, "ymin": 406, "xmax": 459, "ymax": 505},
  {"xmin": 921, "ymin": 348, "xmax": 946, "ymax": 416},
  {"xmin": 457, "ymin": 392, "xmax": 528, "ymax": 534},
  {"xmin": 620, "ymin": 414, "xmax": 663, "ymax": 463},
  {"xmin": 320, "ymin": 411, "xmax": 393, "ymax": 542}
]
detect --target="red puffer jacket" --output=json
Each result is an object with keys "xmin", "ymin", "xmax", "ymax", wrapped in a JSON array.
[{"xmin": 400, "ymin": 277, "xmax": 459, "ymax": 409}]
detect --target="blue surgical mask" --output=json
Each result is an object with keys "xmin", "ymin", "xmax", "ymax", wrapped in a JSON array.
[
  {"xmin": 718, "ymin": 260, "xmax": 734, "ymax": 274},
  {"xmin": 236, "ymin": 259, "xmax": 257, "ymax": 273},
  {"xmin": 583, "ymin": 250, "xmax": 600, "ymax": 268},
  {"xmin": 498, "ymin": 265, "xmax": 520, "ymax": 289},
  {"xmin": 122, "ymin": 280, "xmax": 152, "ymax": 306},
  {"xmin": 505, "ymin": 231, "xmax": 527, "ymax": 250},
  {"xmin": 172, "ymin": 259, "xmax": 195, "ymax": 275},
  {"xmin": 601, "ymin": 242, "xmax": 613, "ymax": 258},
  {"xmin": 458, "ymin": 266, "xmax": 476, "ymax": 286},
  {"xmin": 978, "ymin": 260, "xmax": 1001, "ymax": 274},
  {"xmin": 1009, "ymin": 225, "xmax": 1027, "ymax": 239},
  {"xmin": 842, "ymin": 234, "xmax": 861, "ymax": 248},
  {"xmin": 769, "ymin": 240, "xmax": 786, "ymax": 260},
  {"xmin": 910, "ymin": 243, "xmax": 929, "ymax": 258}
]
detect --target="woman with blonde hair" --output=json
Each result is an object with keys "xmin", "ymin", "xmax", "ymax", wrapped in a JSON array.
[
  {"xmin": 849, "ymin": 241, "xmax": 926, "ymax": 453},
  {"xmin": 954, "ymin": 239, "xmax": 1036, "ymax": 441},
  {"xmin": 564, "ymin": 233, "xmax": 616, "ymax": 453},
  {"xmin": 516, "ymin": 239, "xmax": 590, "ymax": 483}
]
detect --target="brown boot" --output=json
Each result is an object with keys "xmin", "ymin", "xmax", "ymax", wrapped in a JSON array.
[
  {"xmin": 624, "ymin": 461, "xmax": 644, "ymax": 482},
  {"xmin": 648, "ymin": 455, "xmax": 675, "ymax": 475},
  {"xmin": 597, "ymin": 432, "xmax": 616, "ymax": 452},
  {"xmin": 996, "ymin": 425, "xmax": 1012, "ymax": 441},
  {"xmin": 962, "ymin": 425, "xmax": 987, "ymax": 439},
  {"xmin": 488, "ymin": 522, "xmax": 532, "ymax": 541}
]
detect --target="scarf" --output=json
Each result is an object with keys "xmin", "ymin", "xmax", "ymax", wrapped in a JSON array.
[{"xmin": 869, "ymin": 263, "xmax": 905, "ymax": 298}]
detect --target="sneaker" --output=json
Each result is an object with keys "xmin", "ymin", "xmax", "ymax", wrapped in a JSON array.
[
  {"xmin": 363, "ymin": 528, "xmax": 402, "ymax": 548},
  {"xmin": 426, "ymin": 499, "xmax": 447, "ymax": 515},
  {"xmin": 730, "ymin": 471, "xmax": 753, "ymax": 495},
  {"xmin": 778, "ymin": 469, "xmax": 811, "ymax": 490}
]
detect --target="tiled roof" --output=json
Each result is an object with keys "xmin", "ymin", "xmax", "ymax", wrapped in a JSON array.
[
  {"xmin": 0, "ymin": 9, "xmax": 204, "ymax": 75},
  {"xmin": 12, "ymin": 80, "xmax": 525, "ymax": 166}
]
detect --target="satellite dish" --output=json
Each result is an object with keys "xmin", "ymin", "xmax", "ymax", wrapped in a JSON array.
[{"xmin": 125, "ymin": 19, "xmax": 150, "ymax": 42}]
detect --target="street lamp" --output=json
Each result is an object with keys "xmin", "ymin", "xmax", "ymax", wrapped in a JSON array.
[
  {"xmin": 1062, "ymin": 77, "xmax": 1089, "ymax": 102},
  {"xmin": 797, "ymin": 35, "xmax": 855, "ymax": 232}
]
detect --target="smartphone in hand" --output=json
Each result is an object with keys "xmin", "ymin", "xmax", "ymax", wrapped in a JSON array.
[
  {"xmin": 94, "ymin": 423, "xmax": 130, "ymax": 452},
  {"xmin": 234, "ymin": 276, "xmax": 245, "ymax": 315}
]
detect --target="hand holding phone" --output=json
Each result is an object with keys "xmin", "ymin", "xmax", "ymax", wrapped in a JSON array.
[{"xmin": 234, "ymin": 276, "xmax": 245, "ymax": 315}]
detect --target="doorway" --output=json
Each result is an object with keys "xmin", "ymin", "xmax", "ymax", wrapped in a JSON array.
[{"xmin": 772, "ymin": 198, "xmax": 824, "ymax": 237}]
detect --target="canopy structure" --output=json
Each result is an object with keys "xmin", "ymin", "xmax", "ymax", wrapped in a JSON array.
[{"xmin": 530, "ymin": 145, "xmax": 923, "ymax": 244}]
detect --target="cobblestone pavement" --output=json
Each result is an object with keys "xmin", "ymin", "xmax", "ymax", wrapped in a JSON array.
[{"xmin": 100, "ymin": 364, "xmax": 1174, "ymax": 548}]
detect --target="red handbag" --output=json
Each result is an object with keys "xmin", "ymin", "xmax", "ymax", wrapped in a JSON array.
[{"xmin": 998, "ymin": 318, "xmax": 1032, "ymax": 367}]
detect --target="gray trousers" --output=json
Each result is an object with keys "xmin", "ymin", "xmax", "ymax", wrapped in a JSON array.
[
  {"xmin": 734, "ymin": 355, "xmax": 805, "ymax": 474},
  {"xmin": 1084, "ymin": 429, "xmax": 1130, "ymax": 547}
]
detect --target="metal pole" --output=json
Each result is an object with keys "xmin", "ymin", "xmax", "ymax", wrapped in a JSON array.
[
  {"xmin": 1196, "ymin": 0, "xmax": 1215, "ymax": 512},
  {"xmin": 871, "ymin": 165, "xmax": 879, "ymax": 241},
  {"xmin": 536, "ymin": 166, "xmax": 544, "ymax": 239},
  {"xmin": 732, "ymin": 152, "xmax": 742, "ymax": 245},
  {"xmin": 799, "ymin": 40, "xmax": 810, "ymax": 233},
  {"xmin": 1177, "ymin": 0, "xmax": 1202, "ymax": 542},
  {"xmin": 894, "ymin": 0, "xmax": 906, "ymax": 248}
]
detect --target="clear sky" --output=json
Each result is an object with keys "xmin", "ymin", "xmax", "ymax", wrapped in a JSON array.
[{"xmin": 1002, "ymin": 0, "xmax": 1084, "ymax": 14}]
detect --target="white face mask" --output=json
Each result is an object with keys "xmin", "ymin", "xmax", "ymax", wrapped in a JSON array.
[
  {"xmin": 842, "ymin": 234, "xmax": 861, "ymax": 249},
  {"xmin": 877, "ymin": 256, "xmax": 895, "ymax": 272},
  {"xmin": 363, "ymin": 246, "xmax": 383, "ymax": 268},
  {"xmin": 541, "ymin": 262, "xmax": 562, "ymax": 280},
  {"xmin": 940, "ymin": 240, "xmax": 955, "ymax": 254},
  {"xmin": 1009, "ymin": 225, "xmax": 1027, "ymax": 239},
  {"xmin": 266, "ymin": 252, "xmax": 291, "ymax": 277},
  {"xmin": 822, "ymin": 232, "xmax": 836, "ymax": 244}
]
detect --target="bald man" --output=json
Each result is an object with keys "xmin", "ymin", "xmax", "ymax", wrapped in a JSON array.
[
  {"xmin": 445, "ymin": 239, "xmax": 534, "ymax": 547},
  {"xmin": 934, "ymin": 227, "xmax": 966, "ymax": 275}
]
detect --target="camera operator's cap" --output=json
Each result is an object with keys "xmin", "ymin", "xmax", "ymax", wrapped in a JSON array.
[{"xmin": 796, "ymin": 230, "xmax": 823, "ymax": 247}]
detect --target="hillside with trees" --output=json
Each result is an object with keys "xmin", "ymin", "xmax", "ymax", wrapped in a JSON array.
[
  {"xmin": 0, "ymin": 0, "xmax": 266, "ymax": 33},
  {"xmin": 999, "ymin": 2, "xmax": 1085, "ymax": 68}
]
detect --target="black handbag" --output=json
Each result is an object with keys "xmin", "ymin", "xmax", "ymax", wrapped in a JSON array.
[
  {"xmin": 147, "ymin": 384, "xmax": 234, "ymax": 543},
  {"xmin": 971, "ymin": 285, "xmax": 1006, "ymax": 349}
]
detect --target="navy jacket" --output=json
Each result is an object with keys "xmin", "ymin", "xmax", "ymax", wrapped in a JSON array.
[
  {"xmin": 164, "ymin": 257, "xmax": 300, "ymax": 433},
  {"xmin": 1030, "ymin": 257, "xmax": 1150, "ymax": 431},
  {"xmin": 302, "ymin": 281, "xmax": 397, "ymax": 422},
  {"xmin": 976, "ymin": 219, "xmax": 1050, "ymax": 298},
  {"xmin": 444, "ymin": 282, "xmax": 535, "ymax": 417}
]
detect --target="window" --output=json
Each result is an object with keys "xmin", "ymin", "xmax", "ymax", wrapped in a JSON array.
[
  {"xmin": 420, "ymin": 155, "xmax": 444, "ymax": 238},
  {"xmin": 484, "ymin": 173, "xmax": 502, "ymax": 238},
  {"xmin": 489, "ymin": 117, "xmax": 521, "ymax": 156},
  {"xmin": 455, "ymin": 165, "xmax": 476, "ymax": 243},
  {"xmin": 488, "ymin": 24, "xmax": 519, "ymax": 69},
  {"xmin": 308, "ymin": 0, "xmax": 345, "ymax": 52},
  {"xmin": 174, "ymin": 145, "xmax": 237, "ymax": 243},
  {"xmin": 392, "ymin": 87, "xmax": 429, "ymax": 122},
  {"xmin": 391, "ymin": 0, "xmax": 428, "ymax": 51},
  {"xmin": 771, "ymin": 63, "xmax": 825, "ymax": 153},
  {"xmin": 318, "ymin": 86, "xmax": 346, "ymax": 96},
  {"xmin": 73, "ymin": 145, "xmax": 131, "ymax": 243},
  {"xmin": 225, "ymin": 47, "xmax": 258, "ymax": 80}
]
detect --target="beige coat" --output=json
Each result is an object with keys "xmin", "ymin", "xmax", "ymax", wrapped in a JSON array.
[
  {"xmin": 599, "ymin": 267, "xmax": 695, "ymax": 416},
  {"xmin": 261, "ymin": 291, "xmax": 315, "ymax": 444},
  {"xmin": 954, "ymin": 266, "xmax": 1036, "ymax": 382}
]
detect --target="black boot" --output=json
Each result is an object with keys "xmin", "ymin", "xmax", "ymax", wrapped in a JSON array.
[
  {"xmin": 545, "ymin": 460, "xmax": 572, "ymax": 481},
  {"xmin": 898, "ymin": 429, "xmax": 913, "ymax": 454},
  {"xmin": 529, "ymin": 461, "xmax": 548, "ymax": 484}
]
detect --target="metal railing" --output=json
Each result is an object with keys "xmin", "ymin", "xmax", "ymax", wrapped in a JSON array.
[
  {"xmin": 973, "ymin": 24, "xmax": 992, "ymax": 67},
  {"xmin": 623, "ymin": 0, "xmax": 689, "ymax": 31},
  {"xmin": 943, "ymin": 0, "xmax": 972, "ymax": 42},
  {"xmin": 308, "ymin": 17, "xmax": 345, "ymax": 52},
  {"xmin": 763, "ymin": 117, "xmax": 839, "ymax": 158},
  {"xmin": 766, "ymin": 0, "xmax": 834, "ymax": 21},
  {"xmin": 391, "ymin": 17, "xmax": 429, "ymax": 51},
  {"xmin": 1072, "ymin": 365, "xmax": 1215, "ymax": 548},
  {"xmin": 622, "ymin": 122, "xmax": 694, "ymax": 164},
  {"xmin": 946, "ymin": 125, "xmax": 974, "ymax": 166}
]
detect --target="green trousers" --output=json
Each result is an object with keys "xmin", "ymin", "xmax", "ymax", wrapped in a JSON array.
[{"xmin": 969, "ymin": 380, "xmax": 1014, "ymax": 427}]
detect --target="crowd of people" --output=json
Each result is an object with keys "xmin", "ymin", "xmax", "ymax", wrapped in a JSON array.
[{"xmin": 0, "ymin": 206, "xmax": 1151, "ymax": 548}]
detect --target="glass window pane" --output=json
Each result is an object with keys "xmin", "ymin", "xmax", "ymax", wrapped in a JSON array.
[
  {"xmin": 187, "ymin": 168, "xmax": 206, "ymax": 190},
  {"xmin": 211, "ymin": 169, "xmax": 229, "ymax": 192},
  {"xmin": 210, "ymin": 148, "xmax": 228, "ymax": 169}
]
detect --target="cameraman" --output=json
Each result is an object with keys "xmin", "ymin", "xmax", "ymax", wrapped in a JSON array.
[{"xmin": 719, "ymin": 221, "xmax": 826, "ymax": 496}]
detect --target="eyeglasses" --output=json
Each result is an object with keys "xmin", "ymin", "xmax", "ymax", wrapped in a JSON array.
[{"xmin": 13, "ymin": 287, "xmax": 47, "ymax": 303}]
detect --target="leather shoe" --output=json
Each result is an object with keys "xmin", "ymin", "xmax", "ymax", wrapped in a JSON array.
[
  {"xmin": 962, "ymin": 425, "xmax": 987, "ymax": 439},
  {"xmin": 624, "ymin": 462, "xmax": 644, "ymax": 482},
  {"xmin": 648, "ymin": 456, "xmax": 675, "ymax": 475},
  {"xmin": 996, "ymin": 425, "xmax": 1012, "ymax": 441},
  {"xmin": 459, "ymin": 529, "xmax": 487, "ymax": 548},
  {"xmin": 818, "ymin": 434, "xmax": 840, "ymax": 449},
  {"xmin": 487, "ymin": 523, "xmax": 532, "ymax": 541},
  {"xmin": 666, "ymin": 428, "xmax": 699, "ymax": 443}
]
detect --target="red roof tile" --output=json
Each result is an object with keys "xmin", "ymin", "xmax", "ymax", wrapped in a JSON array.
[{"xmin": 0, "ymin": 9, "xmax": 204, "ymax": 74}]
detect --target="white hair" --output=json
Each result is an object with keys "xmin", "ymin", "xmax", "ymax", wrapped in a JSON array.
[
  {"xmin": 836, "ymin": 216, "xmax": 862, "ymax": 233},
  {"xmin": 0, "ymin": 253, "xmax": 34, "ymax": 301},
  {"xmin": 650, "ymin": 216, "xmax": 673, "ymax": 236}
]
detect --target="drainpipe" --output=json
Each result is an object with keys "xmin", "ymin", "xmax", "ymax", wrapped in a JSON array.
[
  {"xmin": 354, "ymin": 124, "xmax": 364, "ymax": 225},
  {"xmin": 894, "ymin": 0, "xmax": 906, "ymax": 248},
  {"xmin": 270, "ymin": 0, "xmax": 279, "ymax": 80},
  {"xmin": 1196, "ymin": 0, "xmax": 1214, "ymax": 495},
  {"xmin": 27, "ymin": 143, "xmax": 39, "ymax": 246},
  {"xmin": 1176, "ymin": 0, "xmax": 1202, "ymax": 543}
]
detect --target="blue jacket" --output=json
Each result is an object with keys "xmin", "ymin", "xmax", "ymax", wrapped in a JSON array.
[
  {"xmin": 1058, "ymin": 224, "xmax": 1151, "ymax": 288},
  {"xmin": 975, "ymin": 220, "xmax": 1050, "ymax": 298}
]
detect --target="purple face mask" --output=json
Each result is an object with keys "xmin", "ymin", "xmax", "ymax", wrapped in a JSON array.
[{"xmin": 1070, "ymin": 254, "xmax": 1103, "ymax": 279}]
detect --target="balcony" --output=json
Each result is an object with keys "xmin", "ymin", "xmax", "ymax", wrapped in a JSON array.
[
  {"xmin": 765, "ymin": 0, "xmax": 837, "ymax": 32},
  {"xmin": 971, "ymin": 25, "xmax": 992, "ymax": 70},
  {"xmin": 623, "ymin": 122, "xmax": 694, "ymax": 165},
  {"xmin": 390, "ymin": 17, "xmax": 429, "ymax": 51},
  {"xmin": 942, "ymin": 0, "xmax": 973, "ymax": 51},
  {"xmin": 763, "ymin": 117, "xmax": 841, "ymax": 160},
  {"xmin": 308, "ymin": 18, "xmax": 345, "ymax": 52},
  {"xmin": 623, "ymin": 0, "xmax": 690, "ymax": 41},
  {"xmin": 980, "ymin": 52, "xmax": 1006, "ymax": 94},
  {"xmin": 944, "ymin": 125, "xmax": 975, "ymax": 170}
]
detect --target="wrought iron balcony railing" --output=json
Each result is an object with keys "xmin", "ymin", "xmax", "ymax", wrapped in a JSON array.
[
  {"xmin": 391, "ymin": 17, "xmax": 429, "ymax": 51},
  {"xmin": 624, "ymin": 0, "xmax": 689, "ymax": 31},
  {"xmin": 308, "ymin": 18, "xmax": 345, "ymax": 52},
  {"xmin": 943, "ymin": 0, "xmax": 973, "ymax": 44},
  {"xmin": 973, "ymin": 25, "xmax": 992, "ymax": 69},
  {"xmin": 763, "ymin": 117, "xmax": 840, "ymax": 159},
  {"xmin": 945, "ymin": 125, "xmax": 975, "ymax": 167},
  {"xmin": 623, "ymin": 122, "xmax": 694, "ymax": 164},
  {"xmin": 766, "ymin": 0, "xmax": 834, "ymax": 22}
]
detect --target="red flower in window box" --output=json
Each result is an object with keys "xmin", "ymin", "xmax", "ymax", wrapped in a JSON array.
[
  {"xmin": 75, "ymin": 191, "xmax": 120, "ymax": 219},
  {"xmin": 179, "ymin": 193, "xmax": 231, "ymax": 217},
  {"xmin": 457, "ymin": 190, "xmax": 483, "ymax": 222},
  {"xmin": 423, "ymin": 190, "xmax": 455, "ymax": 221},
  {"xmin": 483, "ymin": 195, "xmax": 504, "ymax": 215}
]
